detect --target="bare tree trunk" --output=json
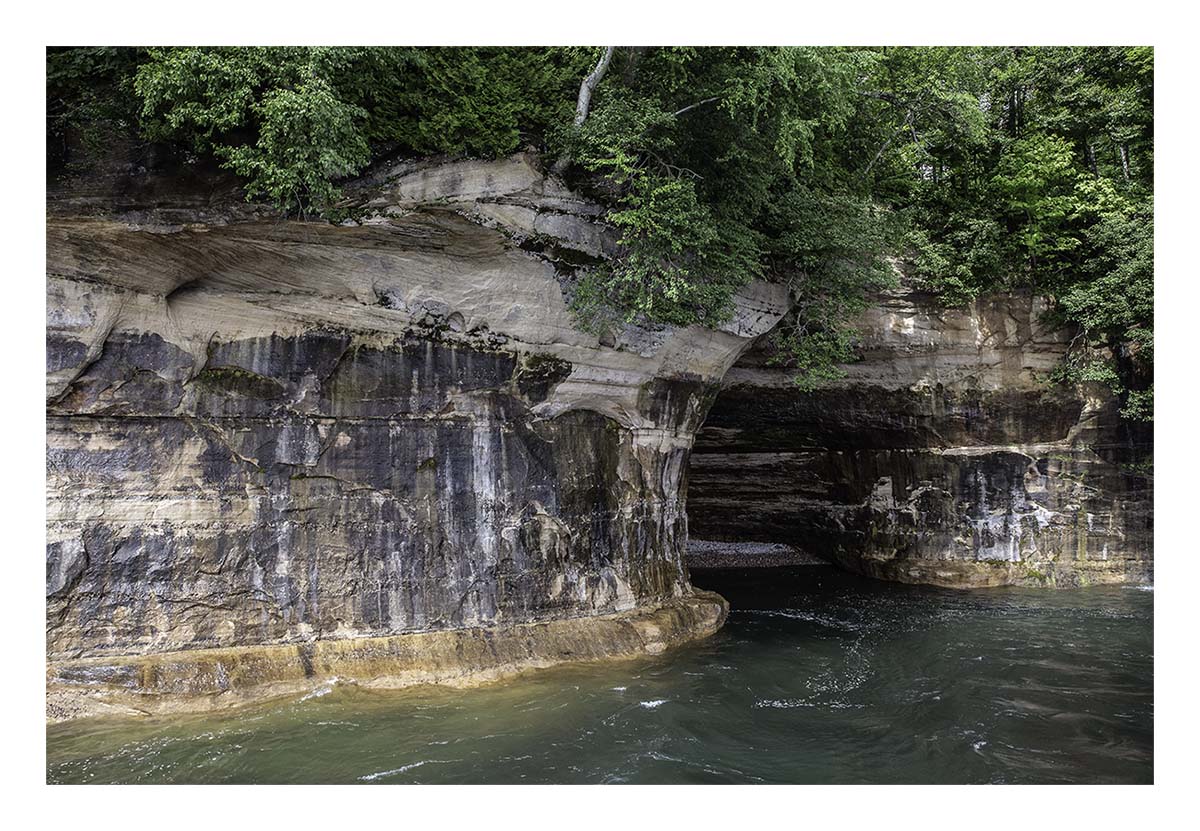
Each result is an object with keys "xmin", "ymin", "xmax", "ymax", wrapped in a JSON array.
[
  {"xmin": 551, "ymin": 46, "xmax": 616, "ymax": 177},
  {"xmin": 1086, "ymin": 140, "xmax": 1098, "ymax": 175},
  {"xmin": 572, "ymin": 46, "xmax": 616, "ymax": 127},
  {"xmin": 1120, "ymin": 143, "xmax": 1131, "ymax": 180}
]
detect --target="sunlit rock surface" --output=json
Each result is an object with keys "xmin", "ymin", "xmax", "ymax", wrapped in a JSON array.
[
  {"xmin": 688, "ymin": 285, "xmax": 1153, "ymax": 588},
  {"xmin": 46, "ymin": 155, "xmax": 785, "ymax": 670}
]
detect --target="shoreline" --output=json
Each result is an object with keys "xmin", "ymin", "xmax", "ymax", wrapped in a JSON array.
[{"xmin": 46, "ymin": 591, "xmax": 728, "ymax": 724}]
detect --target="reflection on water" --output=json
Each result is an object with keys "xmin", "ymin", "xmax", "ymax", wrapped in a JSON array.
[{"xmin": 46, "ymin": 566, "xmax": 1153, "ymax": 784}]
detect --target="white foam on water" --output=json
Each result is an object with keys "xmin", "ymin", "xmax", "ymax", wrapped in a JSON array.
[
  {"xmin": 740, "ymin": 608, "xmax": 857, "ymax": 631},
  {"xmin": 639, "ymin": 699, "xmax": 668, "ymax": 709},
  {"xmin": 299, "ymin": 677, "xmax": 343, "ymax": 702},
  {"xmin": 358, "ymin": 760, "xmax": 428, "ymax": 781},
  {"xmin": 755, "ymin": 698, "xmax": 815, "ymax": 709},
  {"xmin": 358, "ymin": 758, "xmax": 459, "ymax": 781},
  {"xmin": 646, "ymin": 750, "xmax": 684, "ymax": 763},
  {"xmin": 611, "ymin": 686, "xmax": 627, "ymax": 692}
]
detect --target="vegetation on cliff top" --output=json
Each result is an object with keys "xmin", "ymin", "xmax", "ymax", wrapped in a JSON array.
[{"xmin": 47, "ymin": 46, "xmax": 1152, "ymax": 415}]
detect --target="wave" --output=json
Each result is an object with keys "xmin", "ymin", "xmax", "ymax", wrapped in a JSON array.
[
  {"xmin": 358, "ymin": 758, "xmax": 459, "ymax": 781},
  {"xmin": 358, "ymin": 761, "xmax": 429, "ymax": 781}
]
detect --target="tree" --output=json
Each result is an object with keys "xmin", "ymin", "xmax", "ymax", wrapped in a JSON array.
[
  {"xmin": 131, "ymin": 46, "xmax": 592, "ymax": 214},
  {"xmin": 47, "ymin": 45, "xmax": 1153, "ymax": 414},
  {"xmin": 554, "ymin": 46, "xmax": 899, "ymax": 378}
]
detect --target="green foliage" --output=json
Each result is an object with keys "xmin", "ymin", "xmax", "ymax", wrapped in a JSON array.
[
  {"xmin": 1058, "ymin": 205, "xmax": 1153, "ymax": 343},
  {"xmin": 133, "ymin": 47, "xmax": 372, "ymax": 212},
  {"xmin": 1120, "ymin": 388, "xmax": 1154, "ymax": 422},
  {"xmin": 220, "ymin": 77, "xmax": 369, "ymax": 214},
  {"xmin": 48, "ymin": 45, "xmax": 1153, "ymax": 412},
  {"xmin": 861, "ymin": 46, "xmax": 1153, "ymax": 417},
  {"xmin": 558, "ymin": 46, "xmax": 898, "ymax": 384},
  {"xmin": 47, "ymin": 47, "xmax": 144, "ymax": 167},
  {"xmin": 387, "ymin": 48, "xmax": 590, "ymax": 156},
  {"xmin": 1053, "ymin": 203, "xmax": 1153, "ymax": 421},
  {"xmin": 992, "ymin": 134, "xmax": 1081, "ymax": 264},
  {"xmin": 130, "ymin": 46, "xmax": 589, "ymax": 214}
]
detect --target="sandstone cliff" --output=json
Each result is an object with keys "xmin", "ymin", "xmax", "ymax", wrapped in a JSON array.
[
  {"xmin": 687, "ymin": 284, "xmax": 1153, "ymax": 587},
  {"xmin": 46, "ymin": 155, "xmax": 786, "ymax": 714},
  {"xmin": 45, "ymin": 152, "xmax": 1152, "ymax": 718}
]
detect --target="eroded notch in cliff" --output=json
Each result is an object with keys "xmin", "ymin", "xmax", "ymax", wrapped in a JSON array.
[{"xmin": 682, "ymin": 295, "xmax": 1152, "ymax": 589}]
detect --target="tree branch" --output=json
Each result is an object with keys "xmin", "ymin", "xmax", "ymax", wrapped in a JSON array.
[
  {"xmin": 638, "ymin": 147, "xmax": 704, "ymax": 180},
  {"xmin": 863, "ymin": 109, "xmax": 914, "ymax": 176},
  {"xmin": 858, "ymin": 89, "xmax": 908, "ymax": 106},
  {"xmin": 672, "ymin": 96, "xmax": 721, "ymax": 118}
]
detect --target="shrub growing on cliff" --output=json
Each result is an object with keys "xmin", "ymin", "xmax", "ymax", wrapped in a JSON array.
[
  {"xmin": 554, "ymin": 47, "xmax": 900, "ymax": 380},
  {"xmin": 130, "ymin": 46, "xmax": 592, "ymax": 214},
  {"xmin": 133, "ymin": 48, "xmax": 373, "ymax": 213}
]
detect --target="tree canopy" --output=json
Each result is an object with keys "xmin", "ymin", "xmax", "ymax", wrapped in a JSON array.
[{"xmin": 47, "ymin": 45, "xmax": 1153, "ymax": 416}]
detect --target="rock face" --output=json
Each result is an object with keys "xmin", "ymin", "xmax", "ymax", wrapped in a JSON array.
[
  {"xmin": 688, "ymin": 285, "xmax": 1153, "ymax": 588},
  {"xmin": 46, "ymin": 155, "xmax": 787, "ymax": 677},
  {"xmin": 45, "ymin": 151, "xmax": 1152, "ymax": 719}
]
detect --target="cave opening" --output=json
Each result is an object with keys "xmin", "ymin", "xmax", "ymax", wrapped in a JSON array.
[{"xmin": 681, "ymin": 324, "xmax": 1154, "ymax": 591}]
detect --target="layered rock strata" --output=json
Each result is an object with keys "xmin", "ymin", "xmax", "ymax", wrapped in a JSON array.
[
  {"xmin": 46, "ymin": 592, "xmax": 726, "ymax": 723},
  {"xmin": 46, "ymin": 155, "xmax": 786, "ymax": 715},
  {"xmin": 687, "ymin": 285, "xmax": 1153, "ymax": 588}
]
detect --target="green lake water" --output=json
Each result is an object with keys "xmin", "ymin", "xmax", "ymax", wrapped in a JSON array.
[{"xmin": 47, "ymin": 566, "xmax": 1153, "ymax": 784}]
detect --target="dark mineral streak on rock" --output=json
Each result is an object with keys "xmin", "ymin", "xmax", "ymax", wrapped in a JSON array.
[{"xmin": 46, "ymin": 338, "xmax": 708, "ymax": 657}]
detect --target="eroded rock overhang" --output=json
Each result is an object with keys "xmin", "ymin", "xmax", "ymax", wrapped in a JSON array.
[
  {"xmin": 686, "ymin": 284, "xmax": 1153, "ymax": 588},
  {"xmin": 46, "ymin": 155, "xmax": 787, "ymax": 684}
]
